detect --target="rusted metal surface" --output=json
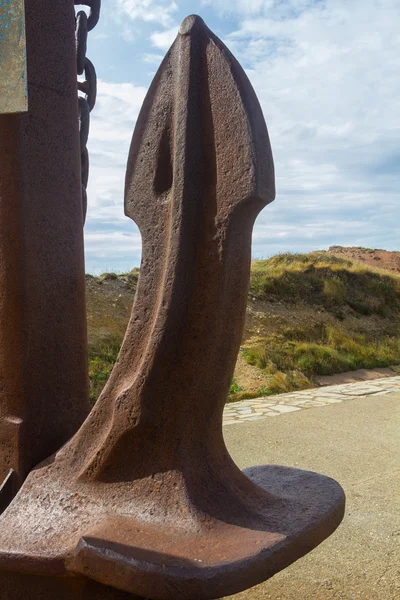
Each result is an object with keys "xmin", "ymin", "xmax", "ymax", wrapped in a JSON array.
[
  {"xmin": 0, "ymin": 0, "xmax": 28, "ymax": 113},
  {"xmin": 0, "ymin": 0, "xmax": 89, "ymax": 507},
  {"xmin": 0, "ymin": 14, "xmax": 344, "ymax": 599}
]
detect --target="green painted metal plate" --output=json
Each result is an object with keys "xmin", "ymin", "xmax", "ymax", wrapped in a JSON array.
[{"xmin": 0, "ymin": 0, "xmax": 28, "ymax": 114}]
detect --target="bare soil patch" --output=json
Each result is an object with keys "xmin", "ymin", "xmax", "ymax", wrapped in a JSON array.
[
  {"xmin": 317, "ymin": 366, "xmax": 397, "ymax": 386},
  {"xmin": 325, "ymin": 245, "xmax": 400, "ymax": 274}
]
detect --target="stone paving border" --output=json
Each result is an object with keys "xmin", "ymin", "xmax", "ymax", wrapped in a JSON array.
[{"xmin": 223, "ymin": 375, "xmax": 400, "ymax": 425}]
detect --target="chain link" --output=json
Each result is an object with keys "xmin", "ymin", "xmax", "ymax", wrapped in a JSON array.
[
  {"xmin": 75, "ymin": 1, "xmax": 101, "ymax": 225},
  {"xmin": 75, "ymin": 11, "xmax": 87, "ymax": 75},
  {"xmin": 75, "ymin": 0, "xmax": 101, "ymax": 32},
  {"xmin": 78, "ymin": 58, "xmax": 97, "ymax": 111}
]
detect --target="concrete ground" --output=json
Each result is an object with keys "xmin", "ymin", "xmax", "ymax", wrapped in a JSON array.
[{"xmin": 223, "ymin": 391, "xmax": 400, "ymax": 600}]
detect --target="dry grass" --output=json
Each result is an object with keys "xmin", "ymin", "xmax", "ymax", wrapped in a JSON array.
[
  {"xmin": 237, "ymin": 253, "xmax": 400, "ymax": 398},
  {"xmin": 241, "ymin": 326, "xmax": 400, "ymax": 397},
  {"xmin": 249, "ymin": 253, "xmax": 400, "ymax": 317}
]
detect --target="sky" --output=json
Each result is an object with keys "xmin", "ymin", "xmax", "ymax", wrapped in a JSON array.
[{"xmin": 80, "ymin": 0, "xmax": 400, "ymax": 273}]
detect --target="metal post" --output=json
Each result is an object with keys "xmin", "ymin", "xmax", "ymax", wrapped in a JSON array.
[{"xmin": 0, "ymin": 0, "xmax": 89, "ymax": 502}]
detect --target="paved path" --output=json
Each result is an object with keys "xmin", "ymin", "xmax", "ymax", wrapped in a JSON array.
[
  {"xmin": 223, "ymin": 391, "xmax": 400, "ymax": 600},
  {"xmin": 223, "ymin": 375, "xmax": 400, "ymax": 425}
]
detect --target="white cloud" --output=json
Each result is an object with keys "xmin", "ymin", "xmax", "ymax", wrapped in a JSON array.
[
  {"xmin": 222, "ymin": 0, "xmax": 400, "ymax": 255},
  {"xmin": 142, "ymin": 52, "xmax": 165, "ymax": 63},
  {"xmin": 121, "ymin": 25, "xmax": 136, "ymax": 42},
  {"xmin": 201, "ymin": 0, "xmax": 273, "ymax": 17},
  {"xmin": 91, "ymin": 32, "xmax": 112, "ymax": 41},
  {"xmin": 87, "ymin": 80, "xmax": 146, "ymax": 149},
  {"xmin": 85, "ymin": 231, "xmax": 142, "ymax": 272},
  {"xmin": 115, "ymin": 0, "xmax": 178, "ymax": 26},
  {"xmin": 150, "ymin": 25, "xmax": 178, "ymax": 49},
  {"xmin": 201, "ymin": 0, "xmax": 317, "ymax": 18},
  {"xmin": 84, "ymin": 80, "xmax": 148, "ymax": 271}
]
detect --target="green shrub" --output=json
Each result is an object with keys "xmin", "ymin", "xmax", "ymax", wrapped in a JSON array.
[
  {"xmin": 242, "ymin": 347, "xmax": 269, "ymax": 369},
  {"xmin": 229, "ymin": 379, "xmax": 244, "ymax": 394},
  {"xmin": 347, "ymin": 299, "xmax": 373, "ymax": 315},
  {"xmin": 322, "ymin": 278, "xmax": 346, "ymax": 307},
  {"xmin": 266, "ymin": 372, "xmax": 294, "ymax": 394},
  {"xmin": 100, "ymin": 272, "xmax": 118, "ymax": 281},
  {"xmin": 264, "ymin": 370, "xmax": 313, "ymax": 395},
  {"xmin": 88, "ymin": 335, "xmax": 122, "ymax": 405}
]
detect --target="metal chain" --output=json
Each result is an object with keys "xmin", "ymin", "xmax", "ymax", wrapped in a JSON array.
[{"xmin": 75, "ymin": 1, "xmax": 101, "ymax": 224}]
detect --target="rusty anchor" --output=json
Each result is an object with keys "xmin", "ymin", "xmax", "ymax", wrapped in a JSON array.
[{"xmin": 0, "ymin": 14, "xmax": 344, "ymax": 600}]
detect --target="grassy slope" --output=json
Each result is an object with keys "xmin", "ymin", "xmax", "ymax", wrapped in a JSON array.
[
  {"xmin": 86, "ymin": 271, "xmax": 138, "ymax": 404},
  {"xmin": 236, "ymin": 252, "xmax": 400, "ymax": 400},
  {"xmin": 86, "ymin": 252, "xmax": 400, "ymax": 404}
]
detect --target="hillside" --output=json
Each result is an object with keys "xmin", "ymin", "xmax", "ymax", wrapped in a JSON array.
[
  {"xmin": 86, "ymin": 250, "xmax": 400, "ymax": 404},
  {"xmin": 324, "ymin": 246, "xmax": 400, "ymax": 273}
]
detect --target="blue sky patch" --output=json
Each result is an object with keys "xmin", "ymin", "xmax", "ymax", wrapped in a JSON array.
[{"xmin": 81, "ymin": 0, "xmax": 400, "ymax": 272}]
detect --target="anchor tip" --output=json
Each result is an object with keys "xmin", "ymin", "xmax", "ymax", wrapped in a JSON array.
[{"xmin": 179, "ymin": 15, "xmax": 205, "ymax": 36}]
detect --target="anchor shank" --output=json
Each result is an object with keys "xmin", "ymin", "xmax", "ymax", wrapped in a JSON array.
[{"xmin": 64, "ymin": 16, "xmax": 275, "ymax": 483}]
